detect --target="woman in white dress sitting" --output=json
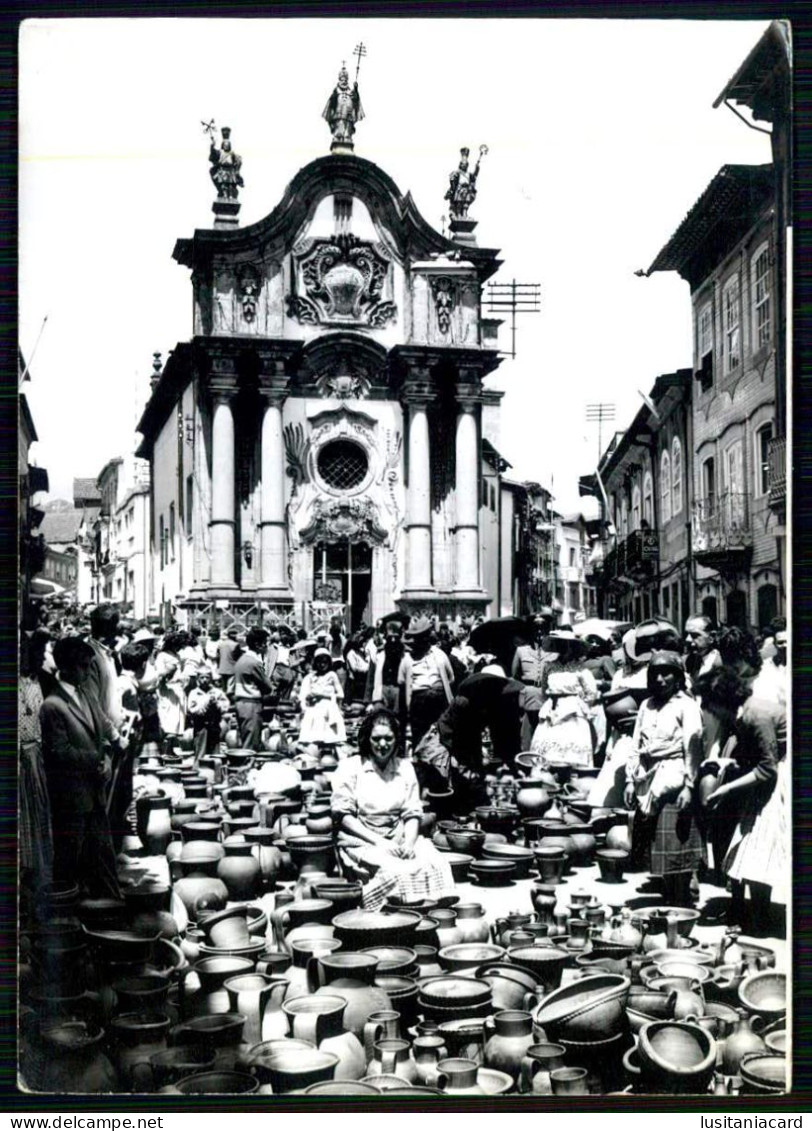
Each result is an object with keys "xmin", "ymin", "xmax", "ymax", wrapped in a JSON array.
[
  {"xmin": 331, "ymin": 707, "xmax": 455, "ymax": 910},
  {"xmin": 298, "ymin": 647, "xmax": 346, "ymax": 748}
]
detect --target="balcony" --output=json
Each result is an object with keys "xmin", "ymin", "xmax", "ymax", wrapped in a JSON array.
[
  {"xmin": 768, "ymin": 437, "xmax": 786, "ymax": 512},
  {"xmin": 603, "ymin": 528, "xmax": 659, "ymax": 587},
  {"xmin": 692, "ymin": 491, "xmax": 752, "ymax": 570}
]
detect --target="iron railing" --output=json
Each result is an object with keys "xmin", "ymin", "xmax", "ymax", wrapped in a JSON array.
[
  {"xmin": 768, "ymin": 436, "xmax": 786, "ymax": 509},
  {"xmin": 692, "ymin": 490, "xmax": 751, "ymax": 557}
]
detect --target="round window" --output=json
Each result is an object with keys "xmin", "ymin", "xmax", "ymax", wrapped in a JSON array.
[{"xmin": 317, "ymin": 439, "xmax": 369, "ymax": 492}]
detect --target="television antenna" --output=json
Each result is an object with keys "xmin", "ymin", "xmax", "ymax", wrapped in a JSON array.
[
  {"xmin": 485, "ymin": 279, "xmax": 541, "ymax": 359},
  {"xmin": 586, "ymin": 403, "xmax": 616, "ymax": 462}
]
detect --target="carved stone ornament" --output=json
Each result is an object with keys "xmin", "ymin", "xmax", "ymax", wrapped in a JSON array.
[
  {"xmin": 286, "ymin": 233, "xmax": 396, "ymax": 328},
  {"xmin": 299, "ymin": 496, "xmax": 388, "ymax": 546},
  {"xmin": 316, "ymin": 373, "xmax": 370, "ymax": 400},
  {"xmin": 430, "ymin": 276, "xmax": 455, "ymax": 335},
  {"xmin": 237, "ymin": 263, "xmax": 261, "ymax": 323}
]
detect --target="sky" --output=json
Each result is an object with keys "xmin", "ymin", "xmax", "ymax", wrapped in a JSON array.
[{"xmin": 19, "ymin": 17, "xmax": 773, "ymax": 515}]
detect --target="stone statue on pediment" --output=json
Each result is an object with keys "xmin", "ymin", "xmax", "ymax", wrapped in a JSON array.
[{"xmin": 323, "ymin": 63, "xmax": 364, "ymax": 151}]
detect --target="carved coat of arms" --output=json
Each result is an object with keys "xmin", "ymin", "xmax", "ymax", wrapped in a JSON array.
[{"xmin": 287, "ymin": 233, "xmax": 397, "ymax": 328}]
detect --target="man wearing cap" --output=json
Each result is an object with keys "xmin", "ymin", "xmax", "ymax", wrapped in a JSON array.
[
  {"xmin": 218, "ymin": 625, "xmax": 243, "ymax": 682},
  {"xmin": 402, "ymin": 617, "xmax": 455, "ymax": 748},
  {"xmin": 511, "ymin": 611, "xmax": 556, "ymax": 750},
  {"xmin": 232, "ymin": 627, "xmax": 275, "ymax": 750}
]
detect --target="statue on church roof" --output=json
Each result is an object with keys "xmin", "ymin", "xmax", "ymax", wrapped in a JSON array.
[
  {"xmin": 323, "ymin": 61, "xmax": 364, "ymax": 153},
  {"xmin": 445, "ymin": 144, "xmax": 488, "ymax": 220},
  {"xmin": 205, "ymin": 123, "xmax": 244, "ymax": 201}
]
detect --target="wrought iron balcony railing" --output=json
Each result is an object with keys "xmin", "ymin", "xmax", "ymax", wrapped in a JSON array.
[
  {"xmin": 692, "ymin": 491, "xmax": 752, "ymax": 564},
  {"xmin": 768, "ymin": 436, "xmax": 786, "ymax": 510},
  {"xmin": 603, "ymin": 528, "xmax": 659, "ymax": 584}
]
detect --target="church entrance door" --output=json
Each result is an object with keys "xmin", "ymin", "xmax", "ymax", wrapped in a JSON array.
[{"xmin": 313, "ymin": 542, "xmax": 373, "ymax": 631}]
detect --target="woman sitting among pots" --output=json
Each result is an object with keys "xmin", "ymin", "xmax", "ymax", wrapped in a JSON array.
[
  {"xmin": 623, "ymin": 650, "xmax": 704, "ymax": 907},
  {"xmin": 331, "ymin": 706, "xmax": 455, "ymax": 910}
]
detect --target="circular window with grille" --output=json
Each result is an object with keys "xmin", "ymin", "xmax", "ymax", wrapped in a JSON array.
[{"xmin": 316, "ymin": 439, "xmax": 370, "ymax": 493}]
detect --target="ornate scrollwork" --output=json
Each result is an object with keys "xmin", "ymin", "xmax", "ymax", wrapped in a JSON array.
[
  {"xmin": 283, "ymin": 422, "xmax": 308, "ymax": 494},
  {"xmin": 316, "ymin": 372, "xmax": 370, "ymax": 400},
  {"xmin": 287, "ymin": 233, "xmax": 396, "ymax": 328},
  {"xmin": 430, "ymin": 276, "xmax": 455, "ymax": 335},
  {"xmin": 299, "ymin": 497, "xmax": 388, "ymax": 546}
]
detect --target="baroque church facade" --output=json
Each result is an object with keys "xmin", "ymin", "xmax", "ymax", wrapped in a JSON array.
[{"xmin": 137, "ymin": 90, "xmax": 516, "ymax": 631}]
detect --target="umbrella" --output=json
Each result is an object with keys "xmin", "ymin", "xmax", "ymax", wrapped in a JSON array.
[
  {"xmin": 290, "ymin": 638, "xmax": 318, "ymax": 653},
  {"xmin": 572, "ymin": 618, "xmax": 631, "ymax": 641},
  {"xmin": 468, "ymin": 617, "xmax": 536, "ymax": 670}
]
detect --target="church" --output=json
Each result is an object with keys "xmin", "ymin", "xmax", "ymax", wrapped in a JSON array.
[{"xmin": 137, "ymin": 66, "xmax": 522, "ymax": 632}]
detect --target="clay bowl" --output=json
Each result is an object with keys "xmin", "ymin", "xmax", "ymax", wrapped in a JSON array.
[
  {"xmin": 438, "ymin": 943, "xmax": 506, "ymax": 974},
  {"xmin": 445, "ymin": 828, "xmax": 487, "ymax": 857},
  {"xmin": 739, "ymin": 972, "xmax": 787, "ymax": 1021},
  {"xmin": 305, "ymin": 1081, "xmax": 383, "ymax": 1096},
  {"xmin": 75, "ymin": 899, "xmax": 128, "ymax": 931},
  {"xmin": 178, "ymin": 843, "xmax": 225, "ymax": 877},
  {"xmin": 575, "ymin": 954, "xmax": 629, "ymax": 977},
  {"xmin": 192, "ymin": 955, "xmax": 255, "ymax": 995},
  {"xmin": 197, "ymin": 939, "xmax": 266, "ymax": 962},
  {"xmin": 362, "ymin": 946, "xmax": 418, "ymax": 977},
  {"xmin": 739, "ymin": 1053, "xmax": 787, "ymax": 1095},
  {"xmin": 148, "ymin": 1046, "xmax": 217, "ymax": 1089},
  {"xmin": 199, "ymin": 906, "xmax": 250, "ymax": 949},
  {"xmin": 507, "ymin": 946, "xmax": 570, "ymax": 991},
  {"xmin": 417, "ymin": 975, "xmax": 493, "ymax": 1009},
  {"xmin": 636, "ymin": 1020, "xmax": 717, "ymax": 1094},
  {"xmin": 172, "ymin": 1070, "xmax": 259, "ymax": 1095},
  {"xmin": 475, "ymin": 806, "xmax": 518, "ymax": 838},
  {"xmin": 82, "ymin": 927, "xmax": 160, "ymax": 966},
  {"xmin": 444, "ymin": 853, "xmax": 474, "ymax": 883},
  {"xmin": 331, "ymin": 909, "xmax": 421, "ymax": 950},
  {"xmin": 475, "ymin": 962, "xmax": 541, "ymax": 1012},
  {"xmin": 514, "ymin": 752, "xmax": 548, "ymax": 776},
  {"xmin": 122, "ymin": 884, "xmax": 172, "ymax": 916},
  {"xmin": 595, "ymin": 848, "xmax": 630, "ymax": 882},
  {"xmin": 636, "ymin": 906, "xmax": 701, "ymax": 939},
  {"xmin": 180, "ymin": 821, "xmax": 222, "ymax": 844},
  {"xmin": 656, "ymin": 961, "xmax": 712, "ymax": 986},
  {"xmin": 481, "ymin": 843, "xmax": 534, "ymax": 879},
  {"xmin": 765, "ymin": 1030, "xmax": 787, "ymax": 1055},
  {"xmin": 737, "ymin": 940, "xmax": 776, "ymax": 970},
  {"xmin": 533, "ymin": 973, "xmax": 630, "ymax": 1042},
  {"xmin": 469, "ymin": 860, "xmax": 516, "ymax": 887},
  {"xmin": 646, "ymin": 947, "xmax": 715, "ymax": 968}
]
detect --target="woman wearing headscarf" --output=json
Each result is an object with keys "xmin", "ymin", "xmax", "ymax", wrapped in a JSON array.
[
  {"xmin": 153, "ymin": 629, "xmax": 189, "ymax": 742},
  {"xmin": 624, "ymin": 650, "xmax": 704, "ymax": 906},
  {"xmin": 695, "ymin": 667, "xmax": 788, "ymax": 933},
  {"xmin": 332, "ymin": 707, "xmax": 455, "ymax": 910},
  {"xmin": 530, "ymin": 634, "xmax": 598, "ymax": 766},
  {"xmin": 298, "ymin": 647, "xmax": 346, "ymax": 747}
]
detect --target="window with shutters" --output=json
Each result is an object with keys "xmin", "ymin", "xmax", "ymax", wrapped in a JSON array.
[
  {"xmin": 671, "ymin": 437, "xmax": 683, "ymax": 516},
  {"xmin": 723, "ymin": 275, "xmax": 740, "ymax": 373},
  {"xmin": 751, "ymin": 243, "xmax": 771, "ymax": 351},
  {"xmin": 660, "ymin": 451, "xmax": 672, "ymax": 524}
]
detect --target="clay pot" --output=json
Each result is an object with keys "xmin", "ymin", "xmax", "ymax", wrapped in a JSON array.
[
  {"xmin": 568, "ymin": 830, "xmax": 597, "ymax": 867},
  {"xmin": 482, "ymin": 843, "xmax": 535, "ymax": 879},
  {"xmin": 536, "ymin": 835, "xmax": 576, "ymax": 871},
  {"xmin": 200, "ymin": 906, "xmax": 250, "ymax": 950},
  {"xmin": 476, "ymin": 962, "xmax": 540, "ymax": 1013},
  {"xmin": 35, "ymin": 1020, "xmax": 118, "ymax": 1094},
  {"xmin": 182, "ymin": 956, "xmax": 255, "ymax": 1017},
  {"xmin": 286, "ymin": 833, "xmax": 335, "ymax": 876},
  {"xmin": 282, "ymin": 993, "xmax": 366, "ymax": 1081},
  {"xmin": 507, "ymin": 946, "xmax": 569, "ymax": 993},
  {"xmin": 433, "ymin": 1057, "xmax": 513, "ymax": 1096},
  {"xmin": 367, "ymin": 1038, "xmax": 419, "ymax": 1085},
  {"xmin": 533, "ymin": 974, "xmax": 630, "ymax": 1042},
  {"xmin": 173, "ymin": 876, "xmax": 229, "ymax": 923},
  {"xmin": 312, "ymin": 878, "xmax": 364, "ymax": 915},
  {"xmin": 550, "ymin": 1066, "xmax": 589, "ymax": 1096},
  {"xmin": 107, "ymin": 1012, "xmax": 171, "ymax": 1090},
  {"xmin": 414, "ymin": 945, "xmax": 444, "ymax": 980},
  {"xmin": 215, "ymin": 839, "xmax": 261, "ymax": 902},
  {"xmin": 475, "ymin": 806, "xmax": 517, "ymax": 838},
  {"xmin": 172, "ymin": 1070, "xmax": 258, "ymax": 1094},
  {"xmin": 637, "ymin": 1019, "xmax": 718, "ymax": 1093},
  {"xmin": 311, "ymin": 952, "xmax": 392, "ymax": 1040},
  {"xmin": 135, "ymin": 792, "xmax": 173, "ymax": 856},
  {"xmin": 739, "ymin": 1053, "xmax": 787, "ymax": 1094},
  {"xmin": 111, "ymin": 974, "xmax": 170, "ymax": 1016},
  {"xmin": 445, "ymin": 828, "xmax": 486, "ymax": 857},
  {"xmin": 515, "ymin": 785, "xmax": 553, "ymax": 820},
  {"xmin": 270, "ymin": 898, "xmax": 335, "ymax": 948},
  {"xmin": 145, "ymin": 1046, "xmax": 217, "ymax": 1090},
  {"xmin": 605, "ymin": 821, "xmax": 632, "ymax": 853},
  {"xmin": 331, "ymin": 909, "xmax": 421, "ymax": 951},
  {"xmin": 720, "ymin": 1011, "xmax": 768, "ymax": 1075},
  {"xmin": 362, "ymin": 946, "xmax": 417, "ymax": 977},
  {"xmin": 534, "ymin": 849, "xmax": 567, "ymax": 885},
  {"xmin": 180, "ymin": 821, "xmax": 222, "ymax": 844},
  {"xmin": 453, "ymin": 904, "xmax": 491, "ymax": 945},
  {"xmin": 305, "ymin": 1080, "xmax": 383, "ymax": 1095},
  {"xmin": 247, "ymin": 1046, "xmax": 340, "ymax": 1093},
  {"xmin": 170, "ymin": 1012, "xmax": 248, "ymax": 1072},
  {"xmin": 738, "ymin": 972, "xmax": 786, "ymax": 1023},
  {"xmin": 374, "ymin": 976, "xmax": 420, "ymax": 1030},
  {"xmin": 519, "ymin": 1042, "xmax": 567, "ymax": 1095},
  {"xmin": 430, "ymin": 908, "xmax": 464, "ymax": 949},
  {"xmin": 483, "ymin": 1009, "xmax": 535, "ymax": 1082}
]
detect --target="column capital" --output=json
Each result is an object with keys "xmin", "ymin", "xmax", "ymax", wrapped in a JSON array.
[
  {"xmin": 210, "ymin": 384, "xmax": 237, "ymax": 405},
  {"xmin": 456, "ymin": 385, "xmax": 483, "ymax": 413},
  {"xmin": 259, "ymin": 378, "xmax": 290, "ymax": 407},
  {"xmin": 401, "ymin": 380, "xmax": 436, "ymax": 408}
]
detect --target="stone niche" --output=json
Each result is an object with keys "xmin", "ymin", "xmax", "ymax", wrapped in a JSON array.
[
  {"xmin": 411, "ymin": 258, "xmax": 481, "ymax": 347},
  {"xmin": 194, "ymin": 257, "xmax": 283, "ymax": 337}
]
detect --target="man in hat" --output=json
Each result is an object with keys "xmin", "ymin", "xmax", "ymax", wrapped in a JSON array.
[
  {"xmin": 403, "ymin": 617, "xmax": 455, "ymax": 748},
  {"xmin": 85, "ymin": 604, "xmax": 124, "ymax": 732}
]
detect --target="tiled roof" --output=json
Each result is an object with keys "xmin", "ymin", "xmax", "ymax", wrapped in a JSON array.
[
  {"xmin": 39, "ymin": 509, "xmax": 83, "ymax": 544},
  {"xmin": 73, "ymin": 477, "xmax": 101, "ymax": 503}
]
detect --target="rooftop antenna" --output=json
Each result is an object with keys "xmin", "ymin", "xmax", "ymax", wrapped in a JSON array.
[
  {"xmin": 352, "ymin": 41, "xmax": 367, "ymax": 83},
  {"xmin": 485, "ymin": 279, "xmax": 541, "ymax": 359},
  {"xmin": 586, "ymin": 402, "xmax": 616, "ymax": 463}
]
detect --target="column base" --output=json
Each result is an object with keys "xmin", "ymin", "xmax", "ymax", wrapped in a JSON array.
[{"xmin": 254, "ymin": 589, "xmax": 295, "ymax": 603}]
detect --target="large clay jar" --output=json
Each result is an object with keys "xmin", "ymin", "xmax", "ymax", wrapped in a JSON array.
[
  {"xmin": 519, "ymin": 1042, "xmax": 567, "ymax": 1096},
  {"xmin": 136, "ymin": 792, "xmax": 173, "ymax": 856},
  {"xmin": 286, "ymin": 937, "xmax": 343, "ymax": 998},
  {"xmin": 484, "ymin": 1010, "xmax": 536, "ymax": 1083},
  {"xmin": 720, "ymin": 1011, "xmax": 767, "ymax": 1076},
  {"xmin": 283, "ymin": 993, "xmax": 366, "ymax": 1081},
  {"xmin": 34, "ymin": 1020, "xmax": 118, "ymax": 1094},
  {"xmin": 270, "ymin": 898, "xmax": 335, "ymax": 949},
  {"xmin": 216, "ymin": 838, "xmax": 261, "ymax": 902},
  {"xmin": 181, "ymin": 956, "xmax": 255, "ymax": 1018},
  {"xmin": 412, "ymin": 1035, "xmax": 449, "ymax": 1085},
  {"xmin": 476, "ymin": 963, "xmax": 540, "ymax": 1014},
  {"xmin": 431, "ymin": 908, "xmax": 464, "ymax": 950},
  {"xmin": 312, "ymin": 878, "xmax": 364, "ymax": 916},
  {"xmin": 515, "ymin": 783, "xmax": 552, "ymax": 821},
  {"xmin": 605, "ymin": 818, "xmax": 632, "ymax": 854},
  {"xmin": 453, "ymin": 904, "xmax": 491, "ymax": 945},
  {"xmin": 534, "ymin": 849, "xmax": 567, "ymax": 886},
  {"xmin": 531, "ymin": 883, "xmax": 558, "ymax": 927},
  {"xmin": 537, "ymin": 835, "xmax": 576, "ymax": 871},
  {"xmin": 311, "ymin": 952, "xmax": 392, "ymax": 1040},
  {"xmin": 287, "ymin": 834, "xmax": 335, "ymax": 876},
  {"xmin": 107, "ymin": 1012, "xmax": 171, "ymax": 1090}
]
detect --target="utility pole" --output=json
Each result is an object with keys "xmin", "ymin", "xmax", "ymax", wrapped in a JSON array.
[
  {"xmin": 586, "ymin": 403, "xmax": 616, "ymax": 463},
  {"xmin": 486, "ymin": 279, "xmax": 541, "ymax": 359}
]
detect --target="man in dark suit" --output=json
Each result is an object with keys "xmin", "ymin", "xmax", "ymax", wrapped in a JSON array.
[{"xmin": 39, "ymin": 636, "xmax": 123, "ymax": 899}]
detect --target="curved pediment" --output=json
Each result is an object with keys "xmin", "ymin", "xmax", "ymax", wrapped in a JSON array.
[{"xmin": 174, "ymin": 154, "xmax": 500, "ymax": 280}]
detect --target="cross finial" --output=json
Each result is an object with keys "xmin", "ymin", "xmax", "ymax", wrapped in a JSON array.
[{"xmin": 353, "ymin": 41, "xmax": 367, "ymax": 82}]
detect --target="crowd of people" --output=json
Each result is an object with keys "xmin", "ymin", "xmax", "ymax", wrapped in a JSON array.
[{"xmin": 19, "ymin": 598, "xmax": 788, "ymax": 930}]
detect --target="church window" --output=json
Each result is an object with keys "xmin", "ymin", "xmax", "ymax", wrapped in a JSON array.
[{"xmin": 317, "ymin": 439, "xmax": 369, "ymax": 492}]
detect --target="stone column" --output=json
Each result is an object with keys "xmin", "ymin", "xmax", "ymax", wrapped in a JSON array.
[
  {"xmin": 454, "ymin": 386, "xmax": 483, "ymax": 594},
  {"xmin": 402, "ymin": 382, "xmax": 435, "ymax": 595},
  {"xmin": 259, "ymin": 383, "xmax": 290, "ymax": 596},
  {"xmin": 210, "ymin": 390, "xmax": 237, "ymax": 588}
]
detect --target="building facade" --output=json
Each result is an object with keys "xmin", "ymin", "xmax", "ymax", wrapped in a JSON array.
[
  {"xmin": 596, "ymin": 371, "xmax": 693, "ymax": 628},
  {"xmin": 648, "ymin": 165, "xmax": 783, "ymax": 630},
  {"xmin": 137, "ymin": 141, "xmax": 516, "ymax": 631},
  {"xmin": 95, "ymin": 455, "xmax": 152, "ymax": 619},
  {"xmin": 19, "ymin": 352, "xmax": 48, "ymax": 611},
  {"xmin": 554, "ymin": 513, "xmax": 597, "ymax": 624}
]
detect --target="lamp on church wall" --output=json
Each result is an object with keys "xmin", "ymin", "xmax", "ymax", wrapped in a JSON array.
[{"xmin": 242, "ymin": 540, "xmax": 254, "ymax": 568}]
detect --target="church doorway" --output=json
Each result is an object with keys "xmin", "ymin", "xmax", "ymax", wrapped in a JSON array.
[{"xmin": 313, "ymin": 542, "xmax": 373, "ymax": 631}]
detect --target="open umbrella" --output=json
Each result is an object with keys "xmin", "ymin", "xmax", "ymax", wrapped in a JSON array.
[
  {"xmin": 290, "ymin": 638, "xmax": 318, "ymax": 653},
  {"xmin": 468, "ymin": 617, "xmax": 536, "ymax": 671},
  {"xmin": 572, "ymin": 618, "xmax": 631, "ymax": 641}
]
